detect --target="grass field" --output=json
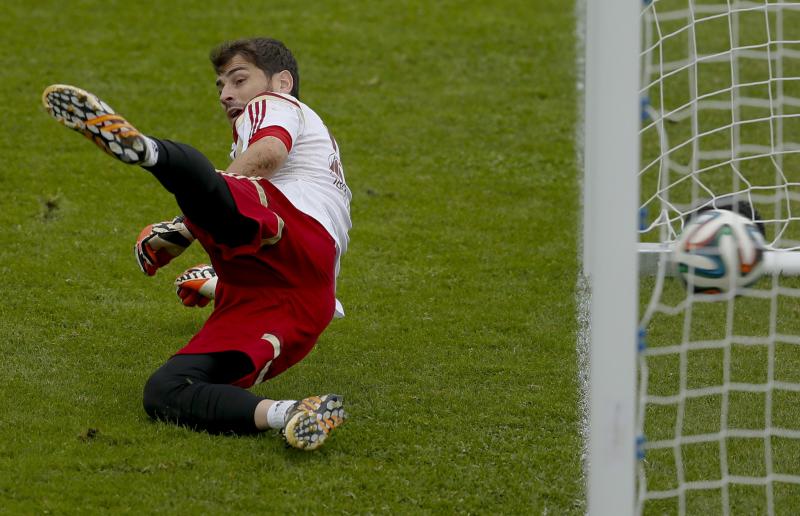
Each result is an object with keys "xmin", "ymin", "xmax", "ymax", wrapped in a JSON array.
[{"xmin": 0, "ymin": 1, "xmax": 581, "ymax": 513}]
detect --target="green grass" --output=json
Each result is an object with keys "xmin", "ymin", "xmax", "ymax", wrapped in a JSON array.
[{"xmin": 0, "ymin": 1, "xmax": 581, "ymax": 513}]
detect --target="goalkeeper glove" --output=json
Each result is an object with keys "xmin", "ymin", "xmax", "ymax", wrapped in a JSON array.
[
  {"xmin": 175, "ymin": 264, "xmax": 217, "ymax": 307},
  {"xmin": 135, "ymin": 215, "xmax": 195, "ymax": 276}
]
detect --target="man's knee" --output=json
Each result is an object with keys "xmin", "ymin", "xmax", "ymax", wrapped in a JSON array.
[{"xmin": 142, "ymin": 364, "xmax": 184, "ymax": 421}]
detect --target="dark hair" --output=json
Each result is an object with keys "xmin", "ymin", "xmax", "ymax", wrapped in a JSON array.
[{"xmin": 210, "ymin": 38, "xmax": 300, "ymax": 99}]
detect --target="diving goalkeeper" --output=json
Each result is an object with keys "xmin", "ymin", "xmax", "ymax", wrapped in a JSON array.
[{"xmin": 42, "ymin": 37, "xmax": 351, "ymax": 451}]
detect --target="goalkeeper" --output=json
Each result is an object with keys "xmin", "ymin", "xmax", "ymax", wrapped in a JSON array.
[{"xmin": 42, "ymin": 38, "xmax": 351, "ymax": 451}]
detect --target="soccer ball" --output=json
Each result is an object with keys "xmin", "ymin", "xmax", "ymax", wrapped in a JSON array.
[{"xmin": 673, "ymin": 209, "xmax": 766, "ymax": 293}]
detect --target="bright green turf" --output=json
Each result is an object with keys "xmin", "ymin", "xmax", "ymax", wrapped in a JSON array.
[{"xmin": 0, "ymin": 1, "xmax": 581, "ymax": 513}]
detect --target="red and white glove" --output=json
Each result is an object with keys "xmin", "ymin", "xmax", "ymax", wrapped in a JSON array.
[
  {"xmin": 135, "ymin": 215, "xmax": 195, "ymax": 276},
  {"xmin": 174, "ymin": 264, "xmax": 217, "ymax": 307}
]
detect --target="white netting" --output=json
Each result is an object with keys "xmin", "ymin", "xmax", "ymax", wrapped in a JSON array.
[{"xmin": 638, "ymin": 1, "xmax": 800, "ymax": 514}]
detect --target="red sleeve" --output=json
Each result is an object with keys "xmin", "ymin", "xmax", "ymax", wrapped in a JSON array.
[{"xmin": 250, "ymin": 125, "xmax": 293, "ymax": 152}]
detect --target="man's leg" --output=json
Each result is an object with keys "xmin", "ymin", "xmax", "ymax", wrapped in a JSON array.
[
  {"xmin": 41, "ymin": 84, "xmax": 252, "ymax": 247},
  {"xmin": 141, "ymin": 138, "xmax": 257, "ymax": 248},
  {"xmin": 142, "ymin": 352, "xmax": 264, "ymax": 434},
  {"xmin": 143, "ymin": 352, "xmax": 346, "ymax": 447}
]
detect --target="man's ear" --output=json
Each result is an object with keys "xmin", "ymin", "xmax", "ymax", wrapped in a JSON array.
[{"xmin": 275, "ymin": 70, "xmax": 294, "ymax": 95}]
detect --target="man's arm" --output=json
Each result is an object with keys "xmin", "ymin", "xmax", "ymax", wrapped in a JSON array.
[{"xmin": 225, "ymin": 136, "xmax": 288, "ymax": 179}]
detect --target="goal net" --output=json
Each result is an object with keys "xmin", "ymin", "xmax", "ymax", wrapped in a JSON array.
[{"xmin": 637, "ymin": 1, "xmax": 800, "ymax": 514}]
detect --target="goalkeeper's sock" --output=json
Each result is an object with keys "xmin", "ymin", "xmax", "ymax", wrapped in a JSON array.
[
  {"xmin": 142, "ymin": 138, "xmax": 258, "ymax": 248},
  {"xmin": 140, "ymin": 136, "xmax": 161, "ymax": 167},
  {"xmin": 266, "ymin": 399, "xmax": 298, "ymax": 429}
]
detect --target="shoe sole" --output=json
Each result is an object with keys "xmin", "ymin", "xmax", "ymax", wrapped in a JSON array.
[
  {"xmin": 42, "ymin": 84, "xmax": 146, "ymax": 164},
  {"xmin": 284, "ymin": 394, "xmax": 347, "ymax": 451}
]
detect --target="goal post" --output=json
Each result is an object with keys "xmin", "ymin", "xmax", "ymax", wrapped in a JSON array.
[{"xmin": 583, "ymin": 1, "xmax": 641, "ymax": 515}]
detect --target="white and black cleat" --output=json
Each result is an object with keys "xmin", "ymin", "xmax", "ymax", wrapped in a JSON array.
[{"xmin": 42, "ymin": 84, "xmax": 148, "ymax": 165}]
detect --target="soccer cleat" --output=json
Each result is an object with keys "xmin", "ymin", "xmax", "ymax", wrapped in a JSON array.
[
  {"xmin": 283, "ymin": 394, "xmax": 347, "ymax": 451},
  {"xmin": 42, "ymin": 84, "xmax": 148, "ymax": 164}
]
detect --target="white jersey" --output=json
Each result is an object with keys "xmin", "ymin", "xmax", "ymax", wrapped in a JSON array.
[{"xmin": 229, "ymin": 92, "xmax": 352, "ymax": 271}]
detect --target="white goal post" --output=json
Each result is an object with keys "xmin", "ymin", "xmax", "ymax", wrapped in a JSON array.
[
  {"xmin": 582, "ymin": 1, "xmax": 640, "ymax": 515},
  {"xmin": 584, "ymin": 1, "xmax": 800, "ymax": 515}
]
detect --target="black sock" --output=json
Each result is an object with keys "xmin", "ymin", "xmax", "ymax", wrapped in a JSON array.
[{"xmin": 142, "ymin": 138, "xmax": 256, "ymax": 247}]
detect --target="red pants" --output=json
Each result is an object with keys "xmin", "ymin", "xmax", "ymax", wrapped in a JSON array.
[{"xmin": 180, "ymin": 174, "xmax": 336, "ymax": 388}]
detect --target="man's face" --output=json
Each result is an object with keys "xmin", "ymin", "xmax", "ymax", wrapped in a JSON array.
[{"xmin": 216, "ymin": 54, "xmax": 274, "ymax": 127}]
